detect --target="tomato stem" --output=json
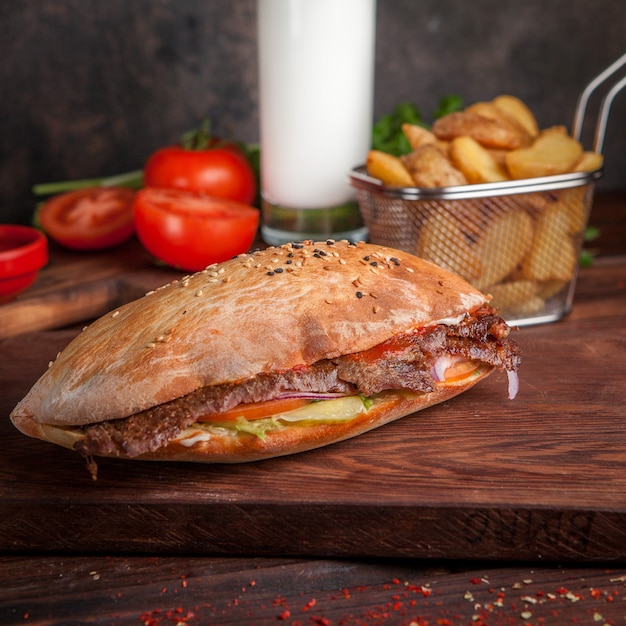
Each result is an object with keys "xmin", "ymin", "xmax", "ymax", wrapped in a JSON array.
[
  {"xmin": 180, "ymin": 118, "xmax": 213, "ymax": 151},
  {"xmin": 32, "ymin": 169, "xmax": 144, "ymax": 197}
]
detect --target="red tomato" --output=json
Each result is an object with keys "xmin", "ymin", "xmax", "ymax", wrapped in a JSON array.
[
  {"xmin": 143, "ymin": 143, "xmax": 257, "ymax": 205},
  {"xmin": 37, "ymin": 187, "xmax": 136, "ymax": 250},
  {"xmin": 197, "ymin": 398, "xmax": 310, "ymax": 423},
  {"xmin": 133, "ymin": 187, "xmax": 259, "ymax": 271}
]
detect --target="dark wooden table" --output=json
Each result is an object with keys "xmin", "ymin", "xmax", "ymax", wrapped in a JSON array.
[{"xmin": 1, "ymin": 192, "xmax": 625, "ymax": 624}]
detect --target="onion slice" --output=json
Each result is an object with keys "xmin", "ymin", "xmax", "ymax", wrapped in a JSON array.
[{"xmin": 507, "ymin": 370, "xmax": 520, "ymax": 400}]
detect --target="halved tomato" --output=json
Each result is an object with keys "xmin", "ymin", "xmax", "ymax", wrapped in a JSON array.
[
  {"xmin": 197, "ymin": 398, "xmax": 310, "ymax": 423},
  {"xmin": 37, "ymin": 187, "xmax": 136, "ymax": 250},
  {"xmin": 133, "ymin": 187, "xmax": 259, "ymax": 272}
]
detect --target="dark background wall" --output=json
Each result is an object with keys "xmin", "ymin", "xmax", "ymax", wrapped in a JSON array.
[{"xmin": 1, "ymin": 0, "xmax": 624, "ymax": 225}]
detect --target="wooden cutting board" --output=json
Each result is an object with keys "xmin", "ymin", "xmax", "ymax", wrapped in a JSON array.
[
  {"xmin": 0, "ymin": 240, "xmax": 182, "ymax": 338},
  {"xmin": 1, "ymin": 251, "xmax": 625, "ymax": 563}
]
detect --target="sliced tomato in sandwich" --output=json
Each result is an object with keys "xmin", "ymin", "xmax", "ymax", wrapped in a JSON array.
[{"xmin": 197, "ymin": 397, "xmax": 310, "ymax": 423}]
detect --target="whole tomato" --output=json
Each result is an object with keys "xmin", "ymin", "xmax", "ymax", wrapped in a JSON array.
[{"xmin": 143, "ymin": 121, "xmax": 257, "ymax": 205}]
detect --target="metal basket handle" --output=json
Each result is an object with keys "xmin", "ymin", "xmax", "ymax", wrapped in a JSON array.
[{"xmin": 572, "ymin": 51, "xmax": 626, "ymax": 153}]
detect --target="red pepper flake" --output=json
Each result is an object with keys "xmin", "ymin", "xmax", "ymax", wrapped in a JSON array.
[
  {"xmin": 277, "ymin": 609, "xmax": 291, "ymax": 620},
  {"xmin": 342, "ymin": 588, "xmax": 351, "ymax": 599},
  {"xmin": 590, "ymin": 588, "xmax": 602, "ymax": 599},
  {"xmin": 392, "ymin": 578, "xmax": 401, "ymax": 585},
  {"xmin": 470, "ymin": 578, "xmax": 482, "ymax": 585},
  {"xmin": 301, "ymin": 598, "xmax": 316, "ymax": 612},
  {"xmin": 556, "ymin": 587, "xmax": 569, "ymax": 595}
]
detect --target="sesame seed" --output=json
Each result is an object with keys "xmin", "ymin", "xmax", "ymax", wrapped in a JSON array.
[
  {"xmin": 325, "ymin": 299, "xmax": 333, "ymax": 304},
  {"xmin": 146, "ymin": 342, "xmax": 156, "ymax": 349},
  {"xmin": 369, "ymin": 267, "xmax": 379, "ymax": 275},
  {"xmin": 207, "ymin": 278, "xmax": 218, "ymax": 283},
  {"xmin": 359, "ymin": 259, "xmax": 368, "ymax": 265},
  {"xmin": 406, "ymin": 267, "xmax": 414, "ymax": 273},
  {"xmin": 112, "ymin": 311, "xmax": 120, "ymax": 318},
  {"xmin": 145, "ymin": 290, "xmax": 156, "ymax": 296},
  {"xmin": 195, "ymin": 290, "xmax": 203, "ymax": 297},
  {"xmin": 338, "ymin": 259, "xmax": 346, "ymax": 265},
  {"xmin": 373, "ymin": 305, "xmax": 381, "ymax": 314},
  {"xmin": 274, "ymin": 267, "xmax": 284, "ymax": 273},
  {"xmin": 267, "ymin": 271, "xmax": 275, "ymax": 276},
  {"xmin": 223, "ymin": 276, "xmax": 232, "ymax": 283},
  {"xmin": 370, "ymin": 292, "xmax": 378, "ymax": 298},
  {"xmin": 182, "ymin": 280, "xmax": 190, "ymax": 287},
  {"xmin": 356, "ymin": 291, "xmax": 363, "ymax": 299},
  {"xmin": 370, "ymin": 261, "xmax": 378, "ymax": 267}
]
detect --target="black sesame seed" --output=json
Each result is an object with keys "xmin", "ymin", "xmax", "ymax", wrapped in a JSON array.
[
  {"xmin": 356, "ymin": 291, "xmax": 363, "ymax": 299},
  {"xmin": 286, "ymin": 259, "xmax": 293, "ymax": 264},
  {"xmin": 326, "ymin": 240, "xmax": 335, "ymax": 246},
  {"xmin": 274, "ymin": 267, "xmax": 284, "ymax": 273},
  {"xmin": 363, "ymin": 256, "xmax": 370, "ymax": 261},
  {"xmin": 267, "ymin": 271, "xmax": 275, "ymax": 276},
  {"xmin": 292, "ymin": 243, "xmax": 304, "ymax": 249},
  {"xmin": 370, "ymin": 261, "xmax": 378, "ymax": 267},
  {"xmin": 287, "ymin": 252, "xmax": 294, "ymax": 258}
]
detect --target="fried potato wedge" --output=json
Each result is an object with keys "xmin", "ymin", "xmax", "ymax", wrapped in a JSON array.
[
  {"xmin": 474, "ymin": 209, "xmax": 534, "ymax": 290},
  {"xmin": 415, "ymin": 209, "xmax": 482, "ymax": 281},
  {"xmin": 465, "ymin": 101, "xmax": 532, "ymax": 147},
  {"xmin": 432, "ymin": 111, "xmax": 524, "ymax": 150},
  {"xmin": 366, "ymin": 150, "xmax": 415, "ymax": 187},
  {"xmin": 401, "ymin": 123, "xmax": 438, "ymax": 150},
  {"xmin": 488, "ymin": 279, "xmax": 538, "ymax": 312},
  {"xmin": 572, "ymin": 151, "xmax": 604, "ymax": 172},
  {"xmin": 505, "ymin": 130, "xmax": 583, "ymax": 179},
  {"xmin": 401, "ymin": 144, "xmax": 467, "ymax": 188},
  {"xmin": 492, "ymin": 94, "xmax": 540, "ymax": 138},
  {"xmin": 449, "ymin": 135, "xmax": 510, "ymax": 184},
  {"xmin": 521, "ymin": 205, "xmax": 577, "ymax": 282}
]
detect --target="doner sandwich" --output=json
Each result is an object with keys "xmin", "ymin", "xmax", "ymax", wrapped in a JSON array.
[{"xmin": 10, "ymin": 240, "xmax": 520, "ymax": 477}]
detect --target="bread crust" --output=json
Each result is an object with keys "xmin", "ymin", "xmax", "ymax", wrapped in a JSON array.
[
  {"xmin": 11, "ymin": 241, "xmax": 488, "ymax": 430},
  {"xmin": 11, "ymin": 367, "xmax": 492, "ymax": 464}
]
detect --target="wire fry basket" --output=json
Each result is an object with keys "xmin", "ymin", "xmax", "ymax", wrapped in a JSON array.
[{"xmin": 350, "ymin": 52, "xmax": 626, "ymax": 326}]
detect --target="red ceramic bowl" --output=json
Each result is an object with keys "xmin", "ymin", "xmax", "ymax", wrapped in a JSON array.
[{"xmin": 0, "ymin": 225, "xmax": 48, "ymax": 303}]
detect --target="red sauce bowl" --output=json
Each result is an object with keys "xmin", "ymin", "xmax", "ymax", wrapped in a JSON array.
[{"xmin": 0, "ymin": 225, "xmax": 48, "ymax": 304}]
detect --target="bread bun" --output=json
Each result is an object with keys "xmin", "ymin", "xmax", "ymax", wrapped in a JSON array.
[{"xmin": 11, "ymin": 240, "xmax": 488, "ymax": 429}]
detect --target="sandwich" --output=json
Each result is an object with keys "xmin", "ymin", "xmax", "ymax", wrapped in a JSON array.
[{"xmin": 10, "ymin": 240, "xmax": 520, "ymax": 478}]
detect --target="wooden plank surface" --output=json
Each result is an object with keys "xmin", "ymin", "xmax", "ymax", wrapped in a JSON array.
[
  {"xmin": 3, "ymin": 554, "xmax": 626, "ymax": 625},
  {"xmin": 1, "ymin": 247, "xmax": 625, "ymax": 562}
]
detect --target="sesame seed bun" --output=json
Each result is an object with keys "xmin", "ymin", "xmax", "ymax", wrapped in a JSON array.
[{"xmin": 10, "ymin": 240, "xmax": 493, "ymax": 465}]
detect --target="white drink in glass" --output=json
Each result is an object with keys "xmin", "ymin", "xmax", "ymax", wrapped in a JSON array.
[{"xmin": 257, "ymin": 0, "xmax": 376, "ymax": 244}]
